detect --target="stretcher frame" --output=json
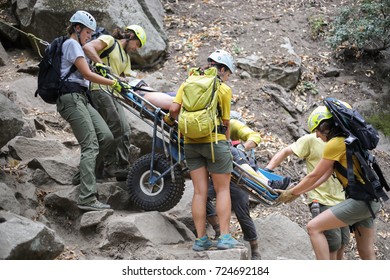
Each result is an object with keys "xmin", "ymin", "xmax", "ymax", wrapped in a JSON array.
[{"xmin": 99, "ymin": 73, "xmax": 282, "ymax": 210}]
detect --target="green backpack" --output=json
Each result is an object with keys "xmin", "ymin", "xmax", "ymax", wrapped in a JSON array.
[{"xmin": 178, "ymin": 67, "xmax": 221, "ymax": 139}]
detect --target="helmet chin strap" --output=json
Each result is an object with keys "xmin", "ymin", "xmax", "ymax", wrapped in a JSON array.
[
  {"xmin": 124, "ymin": 40, "xmax": 129, "ymax": 54},
  {"xmin": 73, "ymin": 26, "xmax": 82, "ymax": 46},
  {"xmin": 123, "ymin": 33, "xmax": 133, "ymax": 54}
]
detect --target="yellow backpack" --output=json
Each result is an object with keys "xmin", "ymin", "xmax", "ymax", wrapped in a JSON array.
[{"xmin": 178, "ymin": 67, "xmax": 221, "ymax": 140}]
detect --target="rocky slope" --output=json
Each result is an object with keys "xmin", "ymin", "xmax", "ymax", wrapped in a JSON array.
[{"xmin": 0, "ymin": 0, "xmax": 389, "ymax": 259}]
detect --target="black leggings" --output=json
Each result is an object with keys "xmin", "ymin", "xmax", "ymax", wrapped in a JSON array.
[{"xmin": 207, "ymin": 182, "xmax": 257, "ymax": 241}]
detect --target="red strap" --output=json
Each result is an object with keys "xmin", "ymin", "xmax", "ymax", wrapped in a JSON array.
[{"xmin": 231, "ymin": 140, "xmax": 240, "ymax": 146}]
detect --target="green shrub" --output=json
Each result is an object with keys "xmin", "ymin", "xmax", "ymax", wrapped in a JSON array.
[
  {"xmin": 296, "ymin": 81, "xmax": 319, "ymax": 95},
  {"xmin": 328, "ymin": 0, "xmax": 390, "ymax": 58},
  {"xmin": 308, "ymin": 15, "xmax": 327, "ymax": 40},
  {"xmin": 367, "ymin": 113, "xmax": 390, "ymax": 136}
]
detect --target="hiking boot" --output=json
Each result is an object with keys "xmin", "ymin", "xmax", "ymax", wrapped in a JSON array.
[
  {"xmin": 249, "ymin": 240, "xmax": 262, "ymax": 260},
  {"xmin": 251, "ymin": 250, "xmax": 262, "ymax": 260},
  {"xmin": 249, "ymin": 197, "xmax": 260, "ymax": 209},
  {"xmin": 192, "ymin": 235, "xmax": 215, "ymax": 251},
  {"xmin": 269, "ymin": 176, "xmax": 291, "ymax": 190},
  {"xmin": 104, "ymin": 164, "xmax": 128, "ymax": 179},
  {"xmin": 103, "ymin": 164, "xmax": 118, "ymax": 178},
  {"xmin": 96, "ymin": 172, "xmax": 106, "ymax": 181},
  {"xmin": 78, "ymin": 200, "xmax": 111, "ymax": 211},
  {"xmin": 115, "ymin": 166, "xmax": 129, "ymax": 181},
  {"xmin": 217, "ymin": 234, "xmax": 244, "ymax": 250},
  {"xmin": 212, "ymin": 224, "xmax": 221, "ymax": 239}
]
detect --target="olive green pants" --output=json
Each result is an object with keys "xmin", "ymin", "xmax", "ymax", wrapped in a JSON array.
[
  {"xmin": 90, "ymin": 89, "xmax": 131, "ymax": 168},
  {"xmin": 57, "ymin": 92, "xmax": 114, "ymax": 204}
]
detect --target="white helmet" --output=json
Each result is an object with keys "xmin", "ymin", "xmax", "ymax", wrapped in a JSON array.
[
  {"xmin": 70, "ymin": 11, "xmax": 96, "ymax": 31},
  {"xmin": 208, "ymin": 49, "xmax": 236, "ymax": 73}
]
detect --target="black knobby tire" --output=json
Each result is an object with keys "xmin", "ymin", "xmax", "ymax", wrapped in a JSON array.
[{"xmin": 126, "ymin": 153, "xmax": 185, "ymax": 211}]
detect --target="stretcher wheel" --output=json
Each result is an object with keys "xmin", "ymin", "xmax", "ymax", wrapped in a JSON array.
[{"xmin": 126, "ymin": 153, "xmax": 185, "ymax": 211}]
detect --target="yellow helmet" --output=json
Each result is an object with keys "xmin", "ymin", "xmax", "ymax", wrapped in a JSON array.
[
  {"xmin": 125, "ymin": 25, "xmax": 146, "ymax": 47},
  {"xmin": 307, "ymin": 106, "xmax": 333, "ymax": 132},
  {"xmin": 335, "ymin": 99, "xmax": 352, "ymax": 109}
]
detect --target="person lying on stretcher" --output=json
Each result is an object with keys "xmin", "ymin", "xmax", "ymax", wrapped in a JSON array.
[
  {"xmin": 128, "ymin": 78, "xmax": 175, "ymax": 111},
  {"xmin": 228, "ymin": 111, "xmax": 290, "ymax": 189}
]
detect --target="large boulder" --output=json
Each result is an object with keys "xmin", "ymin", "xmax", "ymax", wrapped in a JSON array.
[
  {"xmin": 0, "ymin": 94, "xmax": 24, "ymax": 148},
  {"xmin": 0, "ymin": 211, "xmax": 64, "ymax": 260},
  {"xmin": 0, "ymin": 42, "xmax": 8, "ymax": 66},
  {"xmin": 255, "ymin": 213, "xmax": 315, "ymax": 260},
  {"xmin": 14, "ymin": 0, "xmax": 168, "ymax": 67},
  {"xmin": 0, "ymin": 183, "xmax": 21, "ymax": 215}
]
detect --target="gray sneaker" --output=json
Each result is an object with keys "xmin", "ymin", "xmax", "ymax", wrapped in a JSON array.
[
  {"xmin": 78, "ymin": 200, "xmax": 111, "ymax": 211},
  {"xmin": 269, "ymin": 176, "xmax": 291, "ymax": 190}
]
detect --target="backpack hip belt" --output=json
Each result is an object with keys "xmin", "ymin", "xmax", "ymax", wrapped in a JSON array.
[
  {"xmin": 216, "ymin": 124, "xmax": 227, "ymax": 134},
  {"xmin": 59, "ymin": 82, "xmax": 88, "ymax": 94}
]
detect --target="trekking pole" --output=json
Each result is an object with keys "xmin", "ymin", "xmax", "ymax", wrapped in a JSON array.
[{"xmin": 0, "ymin": 19, "xmax": 49, "ymax": 58}]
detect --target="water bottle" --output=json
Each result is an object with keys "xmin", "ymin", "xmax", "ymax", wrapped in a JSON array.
[{"xmin": 310, "ymin": 200, "xmax": 320, "ymax": 218}]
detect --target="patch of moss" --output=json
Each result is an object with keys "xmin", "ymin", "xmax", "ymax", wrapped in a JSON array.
[{"xmin": 367, "ymin": 113, "xmax": 390, "ymax": 136}]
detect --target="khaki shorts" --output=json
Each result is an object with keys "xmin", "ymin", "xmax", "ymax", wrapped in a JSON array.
[
  {"xmin": 319, "ymin": 204, "xmax": 350, "ymax": 252},
  {"xmin": 330, "ymin": 198, "xmax": 381, "ymax": 228},
  {"xmin": 184, "ymin": 141, "xmax": 233, "ymax": 174}
]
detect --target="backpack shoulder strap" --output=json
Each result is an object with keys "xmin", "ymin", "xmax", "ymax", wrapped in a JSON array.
[
  {"xmin": 99, "ymin": 37, "xmax": 117, "ymax": 59},
  {"xmin": 59, "ymin": 38, "xmax": 77, "ymax": 83},
  {"xmin": 207, "ymin": 76, "xmax": 218, "ymax": 108},
  {"xmin": 61, "ymin": 65, "xmax": 77, "ymax": 82},
  {"xmin": 334, "ymin": 144, "xmax": 356, "ymax": 184},
  {"xmin": 372, "ymin": 159, "xmax": 390, "ymax": 192},
  {"xmin": 334, "ymin": 143, "xmax": 378, "ymax": 186},
  {"xmin": 99, "ymin": 39, "xmax": 121, "ymax": 65}
]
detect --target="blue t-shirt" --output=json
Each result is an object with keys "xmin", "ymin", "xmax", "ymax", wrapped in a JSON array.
[{"xmin": 61, "ymin": 38, "xmax": 89, "ymax": 88}]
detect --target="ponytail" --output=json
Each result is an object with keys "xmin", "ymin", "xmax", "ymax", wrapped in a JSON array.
[{"xmin": 317, "ymin": 119, "xmax": 346, "ymax": 141}]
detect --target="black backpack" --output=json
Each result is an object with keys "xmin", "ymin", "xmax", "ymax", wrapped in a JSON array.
[
  {"xmin": 91, "ymin": 26, "xmax": 109, "ymax": 41},
  {"xmin": 323, "ymin": 97, "xmax": 389, "ymax": 218},
  {"xmin": 35, "ymin": 36, "xmax": 77, "ymax": 104},
  {"xmin": 325, "ymin": 97, "xmax": 379, "ymax": 150}
]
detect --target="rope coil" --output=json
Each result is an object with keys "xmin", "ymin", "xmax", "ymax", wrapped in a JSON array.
[{"xmin": 0, "ymin": 19, "xmax": 49, "ymax": 58}]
